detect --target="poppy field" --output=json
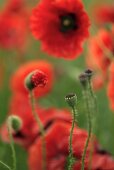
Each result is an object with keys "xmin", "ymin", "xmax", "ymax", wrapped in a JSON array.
[{"xmin": 0, "ymin": 0, "xmax": 114, "ymax": 169}]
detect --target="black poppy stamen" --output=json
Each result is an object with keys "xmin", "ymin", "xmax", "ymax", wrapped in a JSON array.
[{"xmin": 60, "ymin": 13, "xmax": 77, "ymax": 33}]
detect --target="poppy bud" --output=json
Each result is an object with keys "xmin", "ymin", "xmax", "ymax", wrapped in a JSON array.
[
  {"xmin": 8, "ymin": 115, "xmax": 22, "ymax": 132},
  {"xmin": 85, "ymin": 69, "xmax": 93, "ymax": 80},
  {"xmin": 25, "ymin": 70, "xmax": 48, "ymax": 91}
]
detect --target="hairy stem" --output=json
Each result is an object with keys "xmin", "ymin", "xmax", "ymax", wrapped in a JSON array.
[
  {"xmin": 7, "ymin": 122, "xmax": 16, "ymax": 170},
  {"xmin": 68, "ymin": 106, "xmax": 77, "ymax": 170},
  {"xmin": 88, "ymin": 79, "xmax": 97, "ymax": 170},
  {"xmin": 81, "ymin": 89, "xmax": 92, "ymax": 170},
  {"xmin": 29, "ymin": 91, "xmax": 46, "ymax": 170}
]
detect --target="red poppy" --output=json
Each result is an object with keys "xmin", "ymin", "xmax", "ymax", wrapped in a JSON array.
[
  {"xmin": 30, "ymin": 0, "xmax": 90, "ymax": 59},
  {"xmin": 1, "ymin": 94, "xmax": 39, "ymax": 148},
  {"xmin": 87, "ymin": 29, "xmax": 114, "ymax": 77},
  {"xmin": 25, "ymin": 70, "xmax": 48, "ymax": 91},
  {"xmin": 92, "ymin": 153, "xmax": 114, "ymax": 170},
  {"xmin": 4, "ymin": 0, "xmax": 27, "ymax": 16},
  {"xmin": 93, "ymin": 4, "xmax": 114, "ymax": 25},
  {"xmin": 31, "ymin": 70, "xmax": 48, "ymax": 88},
  {"xmin": 0, "ymin": 0, "xmax": 29, "ymax": 51},
  {"xmin": 10, "ymin": 60, "xmax": 54, "ymax": 98},
  {"xmin": 1, "ymin": 94, "xmax": 71, "ymax": 149},
  {"xmin": 28, "ymin": 121, "xmax": 90, "ymax": 170},
  {"xmin": 28, "ymin": 121, "xmax": 114, "ymax": 170},
  {"xmin": 0, "ymin": 15, "xmax": 27, "ymax": 50}
]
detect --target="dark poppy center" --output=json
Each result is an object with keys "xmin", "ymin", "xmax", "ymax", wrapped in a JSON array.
[
  {"xmin": 13, "ymin": 131, "xmax": 25, "ymax": 139},
  {"xmin": 60, "ymin": 13, "xmax": 77, "ymax": 33}
]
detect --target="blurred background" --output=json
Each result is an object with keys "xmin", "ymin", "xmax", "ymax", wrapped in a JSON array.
[{"xmin": 0, "ymin": 0, "xmax": 114, "ymax": 169}]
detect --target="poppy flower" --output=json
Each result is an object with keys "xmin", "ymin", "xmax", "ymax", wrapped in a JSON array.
[
  {"xmin": 92, "ymin": 153, "xmax": 114, "ymax": 170},
  {"xmin": 25, "ymin": 70, "xmax": 48, "ymax": 91},
  {"xmin": 86, "ymin": 28, "xmax": 114, "ymax": 91},
  {"xmin": 4, "ymin": 0, "xmax": 27, "ymax": 16},
  {"xmin": 0, "ymin": 0, "xmax": 29, "ymax": 51},
  {"xmin": 0, "ymin": 15, "xmax": 27, "ymax": 50},
  {"xmin": 10, "ymin": 60, "xmax": 54, "ymax": 98},
  {"xmin": 87, "ymin": 29, "xmax": 114, "ymax": 77},
  {"xmin": 3, "ymin": 0, "xmax": 29, "ymax": 27},
  {"xmin": 0, "ymin": 94, "xmax": 39, "ymax": 148},
  {"xmin": 93, "ymin": 4, "xmax": 114, "ymax": 25},
  {"xmin": 30, "ymin": 0, "xmax": 90, "ymax": 59},
  {"xmin": 28, "ymin": 121, "xmax": 114, "ymax": 170},
  {"xmin": 1, "ymin": 94, "xmax": 71, "ymax": 149},
  {"xmin": 28, "ymin": 121, "xmax": 90, "ymax": 170}
]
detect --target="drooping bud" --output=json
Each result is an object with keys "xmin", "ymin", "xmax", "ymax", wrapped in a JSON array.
[
  {"xmin": 25, "ymin": 70, "xmax": 48, "ymax": 91},
  {"xmin": 84, "ymin": 69, "xmax": 93, "ymax": 80},
  {"xmin": 65, "ymin": 93, "xmax": 77, "ymax": 108},
  {"xmin": 7, "ymin": 115, "xmax": 22, "ymax": 132}
]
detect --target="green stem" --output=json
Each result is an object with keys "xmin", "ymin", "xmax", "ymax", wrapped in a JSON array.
[
  {"xmin": 0, "ymin": 160, "xmax": 11, "ymax": 170},
  {"xmin": 88, "ymin": 79, "xmax": 98, "ymax": 115},
  {"xmin": 68, "ymin": 106, "xmax": 77, "ymax": 170},
  {"xmin": 73, "ymin": 107, "xmax": 78, "ymax": 125},
  {"xmin": 29, "ymin": 91, "xmax": 46, "ymax": 170},
  {"xmin": 81, "ymin": 89, "xmax": 92, "ymax": 170},
  {"xmin": 7, "ymin": 122, "xmax": 16, "ymax": 170},
  {"xmin": 87, "ymin": 80, "xmax": 97, "ymax": 170},
  {"xmin": 88, "ymin": 136, "xmax": 94, "ymax": 170}
]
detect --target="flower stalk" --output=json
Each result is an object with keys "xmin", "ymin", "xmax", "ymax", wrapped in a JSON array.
[
  {"xmin": 7, "ymin": 126, "xmax": 16, "ymax": 170},
  {"xmin": 29, "ymin": 90, "xmax": 46, "ymax": 170},
  {"xmin": 81, "ymin": 89, "xmax": 92, "ymax": 170},
  {"xmin": 0, "ymin": 116, "xmax": 22, "ymax": 170},
  {"xmin": 7, "ymin": 116, "xmax": 19, "ymax": 170},
  {"xmin": 79, "ymin": 73, "xmax": 92, "ymax": 170},
  {"xmin": 65, "ymin": 93, "xmax": 78, "ymax": 170},
  {"xmin": 25, "ymin": 69, "xmax": 48, "ymax": 170},
  {"xmin": 85, "ymin": 69, "xmax": 98, "ymax": 170}
]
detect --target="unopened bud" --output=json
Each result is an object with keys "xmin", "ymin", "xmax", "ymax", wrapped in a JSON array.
[
  {"xmin": 84, "ymin": 69, "xmax": 93, "ymax": 80},
  {"xmin": 8, "ymin": 115, "xmax": 22, "ymax": 132},
  {"xmin": 25, "ymin": 70, "xmax": 48, "ymax": 91}
]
